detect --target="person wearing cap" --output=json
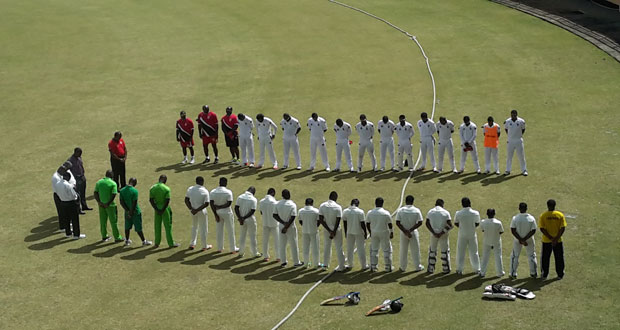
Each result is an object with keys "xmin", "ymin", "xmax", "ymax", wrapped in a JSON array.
[
  {"xmin": 298, "ymin": 197, "xmax": 320, "ymax": 267},
  {"xmin": 343, "ymin": 198, "xmax": 368, "ymax": 270},
  {"xmin": 119, "ymin": 177, "xmax": 152, "ymax": 246},
  {"xmin": 395, "ymin": 195, "xmax": 424, "ymax": 272},
  {"xmin": 221, "ymin": 106, "xmax": 240, "ymax": 164},
  {"xmin": 235, "ymin": 186, "xmax": 261, "ymax": 257},
  {"xmin": 307, "ymin": 113, "xmax": 330, "ymax": 172},
  {"xmin": 509, "ymin": 202, "xmax": 538, "ymax": 279},
  {"xmin": 539, "ymin": 199, "xmax": 566, "ymax": 280},
  {"xmin": 504, "ymin": 109, "xmax": 528, "ymax": 176},
  {"xmin": 259, "ymin": 188, "xmax": 280, "ymax": 261},
  {"xmin": 52, "ymin": 161, "xmax": 76, "ymax": 232},
  {"xmin": 435, "ymin": 116, "xmax": 457, "ymax": 173},
  {"xmin": 273, "ymin": 189, "xmax": 303, "ymax": 267},
  {"xmin": 94, "ymin": 170, "xmax": 123, "ymax": 242},
  {"xmin": 184, "ymin": 176, "xmax": 211, "ymax": 251},
  {"xmin": 108, "ymin": 131, "xmax": 127, "ymax": 188},
  {"xmin": 57, "ymin": 171, "xmax": 85, "ymax": 239},
  {"xmin": 197, "ymin": 105, "xmax": 219, "ymax": 164},
  {"xmin": 416, "ymin": 112, "xmax": 437, "ymax": 172},
  {"xmin": 149, "ymin": 174, "xmax": 179, "ymax": 248},
  {"xmin": 237, "ymin": 113, "xmax": 255, "ymax": 167},
  {"xmin": 457, "ymin": 116, "xmax": 481, "ymax": 174},
  {"xmin": 255, "ymin": 114, "xmax": 278, "ymax": 169},
  {"xmin": 454, "ymin": 197, "xmax": 481, "ymax": 275},
  {"xmin": 395, "ymin": 114, "xmax": 415, "ymax": 172},
  {"xmin": 355, "ymin": 114, "xmax": 377, "ymax": 172},
  {"xmin": 333, "ymin": 118, "xmax": 354, "ymax": 172},
  {"xmin": 366, "ymin": 197, "xmax": 394, "ymax": 272},
  {"xmin": 280, "ymin": 113, "xmax": 302, "ymax": 170},
  {"xmin": 210, "ymin": 177, "xmax": 238, "ymax": 253},
  {"xmin": 319, "ymin": 191, "xmax": 346, "ymax": 271},
  {"xmin": 67, "ymin": 147, "xmax": 91, "ymax": 213},
  {"xmin": 176, "ymin": 110, "xmax": 195, "ymax": 164},
  {"xmin": 377, "ymin": 116, "xmax": 396, "ymax": 171},
  {"xmin": 425, "ymin": 199, "xmax": 453, "ymax": 274},
  {"xmin": 482, "ymin": 116, "xmax": 501, "ymax": 174}
]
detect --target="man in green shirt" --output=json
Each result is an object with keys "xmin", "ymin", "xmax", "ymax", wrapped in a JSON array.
[
  {"xmin": 149, "ymin": 174, "xmax": 179, "ymax": 248},
  {"xmin": 94, "ymin": 170, "xmax": 123, "ymax": 242},
  {"xmin": 119, "ymin": 177, "xmax": 153, "ymax": 247}
]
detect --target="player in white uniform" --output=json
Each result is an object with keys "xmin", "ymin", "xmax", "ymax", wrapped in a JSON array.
[
  {"xmin": 435, "ymin": 117, "xmax": 457, "ymax": 173},
  {"xmin": 355, "ymin": 114, "xmax": 377, "ymax": 172},
  {"xmin": 273, "ymin": 189, "xmax": 303, "ymax": 267},
  {"xmin": 235, "ymin": 186, "xmax": 260, "ymax": 258},
  {"xmin": 280, "ymin": 113, "xmax": 302, "ymax": 170},
  {"xmin": 258, "ymin": 188, "xmax": 280, "ymax": 261},
  {"xmin": 366, "ymin": 197, "xmax": 394, "ymax": 272},
  {"xmin": 509, "ymin": 202, "xmax": 538, "ymax": 278},
  {"xmin": 237, "ymin": 113, "xmax": 255, "ymax": 167},
  {"xmin": 255, "ymin": 114, "xmax": 278, "ymax": 169},
  {"xmin": 342, "ymin": 198, "xmax": 368, "ymax": 270},
  {"xmin": 425, "ymin": 199, "xmax": 453, "ymax": 274},
  {"xmin": 395, "ymin": 114, "xmax": 415, "ymax": 172},
  {"xmin": 319, "ymin": 191, "xmax": 346, "ymax": 271},
  {"xmin": 416, "ymin": 112, "xmax": 437, "ymax": 172},
  {"xmin": 209, "ymin": 177, "xmax": 238, "ymax": 253},
  {"xmin": 454, "ymin": 197, "xmax": 481, "ymax": 275},
  {"xmin": 298, "ymin": 198, "xmax": 320, "ymax": 267},
  {"xmin": 504, "ymin": 109, "xmax": 528, "ymax": 176},
  {"xmin": 377, "ymin": 116, "xmax": 396, "ymax": 171},
  {"xmin": 458, "ymin": 116, "xmax": 481, "ymax": 173},
  {"xmin": 307, "ymin": 113, "xmax": 330, "ymax": 171},
  {"xmin": 395, "ymin": 195, "xmax": 424, "ymax": 272},
  {"xmin": 479, "ymin": 208, "xmax": 505, "ymax": 278},
  {"xmin": 185, "ymin": 176, "xmax": 212, "ymax": 251},
  {"xmin": 333, "ymin": 119, "xmax": 354, "ymax": 172}
]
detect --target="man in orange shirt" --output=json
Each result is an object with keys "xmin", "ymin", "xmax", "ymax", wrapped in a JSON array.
[
  {"xmin": 539, "ymin": 199, "xmax": 566, "ymax": 280},
  {"xmin": 197, "ymin": 105, "xmax": 219, "ymax": 164},
  {"xmin": 108, "ymin": 131, "xmax": 127, "ymax": 188},
  {"xmin": 482, "ymin": 116, "xmax": 501, "ymax": 174},
  {"xmin": 176, "ymin": 111, "xmax": 195, "ymax": 164}
]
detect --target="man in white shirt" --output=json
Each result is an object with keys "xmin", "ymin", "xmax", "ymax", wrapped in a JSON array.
[
  {"xmin": 255, "ymin": 114, "xmax": 278, "ymax": 169},
  {"xmin": 416, "ymin": 112, "xmax": 437, "ymax": 172},
  {"xmin": 298, "ymin": 198, "xmax": 320, "ymax": 267},
  {"xmin": 454, "ymin": 197, "xmax": 481, "ymax": 275},
  {"xmin": 57, "ymin": 171, "xmax": 85, "ymax": 239},
  {"xmin": 210, "ymin": 177, "xmax": 238, "ymax": 253},
  {"xmin": 307, "ymin": 113, "xmax": 330, "ymax": 172},
  {"xmin": 479, "ymin": 208, "xmax": 505, "ymax": 278},
  {"xmin": 395, "ymin": 195, "xmax": 424, "ymax": 272},
  {"xmin": 458, "ymin": 116, "xmax": 481, "ymax": 174},
  {"xmin": 435, "ymin": 117, "xmax": 457, "ymax": 173},
  {"xmin": 355, "ymin": 114, "xmax": 377, "ymax": 172},
  {"xmin": 273, "ymin": 189, "xmax": 303, "ymax": 267},
  {"xmin": 280, "ymin": 113, "xmax": 302, "ymax": 170},
  {"xmin": 366, "ymin": 197, "xmax": 394, "ymax": 272},
  {"xmin": 426, "ymin": 199, "xmax": 453, "ymax": 274},
  {"xmin": 343, "ymin": 198, "xmax": 368, "ymax": 270},
  {"xmin": 184, "ymin": 176, "xmax": 211, "ymax": 251},
  {"xmin": 377, "ymin": 116, "xmax": 396, "ymax": 171},
  {"xmin": 258, "ymin": 188, "xmax": 280, "ymax": 261},
  {"xmin": 237, "ymin": 113, "xmax": 255, "ymax": 167},
  {"xmin": 395, "ymin": 114, "xmax": 415, "ymax": 172},
  {"xmin": 235, "ymin": 186, "xmax": 260, "ymax": 258},
  {"xmin": 52, "ymin": 161, "xmax": 76, "ymax": 232},
  {"xmin": 319, "ymin": 191, "xmax": 346, "ymax": 271},
  {"xmin": 333, "ymin": 119, "xmax": 354, "ymax": 172},
  {"xmin": 509, "ymin": 202, "xmax": 538, "ymax": 278},
  {"xmin": 504, "ymin": 109, "xmax": 528, "ymax": 176}
]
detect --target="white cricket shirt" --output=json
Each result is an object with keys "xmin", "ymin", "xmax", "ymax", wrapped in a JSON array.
[
  {"xmin": 459, "ymin": 122, "xmax": 477, "ymax": 143},
  {"xmin": 258, "ymin": 195, "xmax": 278, "ymax": 228},
  {"xmin": 355, "ymin": 122, "xmax": 375, "ymax": 142},
  {"xmin": 417, "ymin": 119, "xmax": 436, "ymax": 138},
  {"xmin": 342, "ymin": 206, "xmax": 365, "ymax": 236},
  {"xmin": 395, "ymin": 205, "xmax": 423, "ymax": 229},
  {"xmin": 334, "ymin": 122, "xmax": 352, "ymax": 141},
  {"xmin": 57, "ymin": 180, "xmax": 78, "ymax": 202},
  {"xmin": 427, "ymin": 206, "xmax": 451, "ymax": 232},
  {"xmin": 504, "ymin": 117, "xmax": 526, "ymax": 142},
  {"xmin": 256, "ymin": 117, "xmax": 277, "ymax": 140},
  {"xmin": 275, "ymin": 199, "xmax": 297, "ymax": 226},
  {"xmin": 319, "ymin": 200, "xmax": 343, "ymax": 229},
  {"xmin": 395, "ymin": 121, "xmax": 414, "ymax": 145},
  {"xmin": 510, "ymin": 213, "xmax": 537, "ymax": 237},
  {"xmin": 454, "ymin": 207, "xmax": 480, "ymax": 237},
  {"xmin": 238, "ymin": 117, "xmax": 254, "ymax": 138},
  {"xmin": 236, "ymin": 191, "xmax": 257, "ymax": 221},
  {"xmin": 367, "ymin": 207, "xmax": 392, "ymax": 233},
  {"xmin": 436, "ymin": 120, "xmax": 455, "ymax": 141},
  {"xmin": 210, "ymin": 186, "xmax": 234, "ymax": 216},
  {"xmin": 298, "ymin": 206, "xmax": 320, "ymax": 234},
  {"xmin": 377, "ymin": 119, "xmax": 395, "ymax": 141},
  {"xmin": 186, "ymin": 185, "xmax": 210, "ymax": 214},
  {"xmin": 307, "ymin": 117, "xmax": 328, "ymax": 139},
  {"xmin": 480, "ymin": 218, "xmax": 504, "ymax": 246},
  {"xmin": 281, "ymin": 117, "xmax": 301, "ymax": 139}
]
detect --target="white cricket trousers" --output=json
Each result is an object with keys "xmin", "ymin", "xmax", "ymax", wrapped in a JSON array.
[
  {"xmin": 506, "ymin": 139, "xmax": 527, "ymax": 172},
  {"xmin": 238, "ymin": 218, "xmax": 258, "ymax": 256},
  {"xmin": 456, "ymin": 234, "xmax": 481, "ymax": 273},
  {"xmin": 484, "ymin": 147, "xmax": 499, "ymax": 172},
  {"xmin": 379, "ymin": 138, "xmax": 395, "ymax": 169},
  {"xmin": 323, "ymin": 230, "xmax": 346, "ymax": 269},
  {"xmin": 399, "ymin": 230, "xmax": 422, "ymax": 271},
  {"xmin": 428, "ymin": 234, "xmax": 450, "ymax": 273},
  {"xmin": 190, "ymin": 211, "xmax": 209, "ymax": 249},
  {"xmin": 346, "ymin": 233, "xmax": 367, "ymax": 269},
  {"xmin": 216, "ymin": 213, "xmax": 237, "ymax": 252},
  {"xmin": 257, "ymin": 137, "xmax": 277, "ymax": 168},
  {"xmin": 282, "ymin": 137, "xmax": 301, "ymax": 168},
  {"xmin": 509, "ymin": 238, "xmax": 537, "ymax": 277},
  {"xmin": 302, "ymin": 232, "xmax": 320, "ymax": 266},
  {"xmin": 335, "ymin": 140, "xmax": 353, "ymax": 171},
  {"xmin": 239, "ymin": 135, "xmax": 255, "ymax": 164},
  {"xmin": 397, "ymin": 142, "xmax": 413, "ymax": 170},
  {"xmin": 357, "ymin": 140, "xmax": 376, "ymax": 170},
  {"xmin": 262, "ymin": 226, "xmax": 280, "ymax": 260},
  {"xmin": 370, "ymin": 231, "xmax": 393, "ymax": 268},
  {"xmin": 480, "ymin": 242, "xmax": 504, "ymax": 277},
  {"xmin": 459, "ymin": 141, "xmax": 480, "ymax": 171},
  {"xmin": 279, "ymin": 225, "xmax": 300, "ymax": 264},
  {"xmin": 419, "ymin": 137, "xmax": 436, "ymax": 169},
  {"xmin": 437, "ymin": 138, "xmax": 455, "ymax": 171},
  {"xmin": 309, "ymin": 137, "xmax": 329, "ymax": 169}
]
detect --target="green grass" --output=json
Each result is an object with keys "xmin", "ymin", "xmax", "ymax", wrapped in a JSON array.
[{"xmin": 2, "ymin": 0, "xmax": 619, "ymax": 328}]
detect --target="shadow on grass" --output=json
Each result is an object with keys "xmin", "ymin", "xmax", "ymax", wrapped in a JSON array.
[
  {"xmin": 413, "ymin": 170, "xmax": 450, "ymax": 183},
  {"xmin": 283, "ymin": 169, "xmax": 315, "ymax": 182},
  {"xmin": 244, "ymin": 263, "xmax": 299, "ymax": 281},
  {"xmin": 311, "ymin": 170, "xmax": 339, "ymax": 181},
  {"xmin": 368, "ymin": 269, "xmax": 412, "ymax": 284},
  {"xmin": 454, "ymin": 273, "xmax": 487, "ymax": 291},
  {"xmin": 460, "ymin": 172, "xmax": 486, "ymax": 185},
  {"xmin": 288, "ymin": 268, "xmax": 329, "ymax": 284},
  {"xmin": 355, "ymin": 170, "xmax": 379, "ymax": 182},
  {"xmin": 93, "ymin": 245, "xmax": 136, "ymax": 258},
  {"xmin": 480, "ymin": 173, "xmax": 521, "ymax": 186},
  {"xmin": 157, "ymin": 249, "xmax": 202, "ymax": 263},
  {"xmin": 28, "ymin": 236, "xmax": 76, "ymax": 251},
  {"xmin": 155, "ymin": 163, "xmax": 202, "ymax": 173},
  {"xmin": 256, "ymin": 167, "xmax": 288, "ymax": 180},
  {"xmin": 25, "ymin": 216, "xmax": 58, "ymax": 243},
  {"xmin": 67, "ymin": 240, "xmax": 118, "ymax": 254},
  {"xmin": 209, "ymin": 254, "xmax": 256, "ymax": 270},
  {"xmin": 338, "ymin": 269, "xmax": 382, "ymax": 284},
  {"xmin": 501, "ymin": 276, "xmax": 560, "ymax": 292},
  {"xmin": 437, "ymin": 172, "xmax": 463, "ymax": 183},
  {"xmin": 426, "ymin": 272, "xmax": 469, "ymax": 288},
  {"xmin": 231, "ymin": 259, "xmax": 277, "ymax": 274},
  {"xmin": 120, "ymin": 245, "xmax": 167, "ymax": 260},
  {"xmin": 180, "ymin": 250, "xmax": 227, "ymax": 265},
  {"xmin": 332, "ymin": 170, "xmax": 357, "ymax": 182}
]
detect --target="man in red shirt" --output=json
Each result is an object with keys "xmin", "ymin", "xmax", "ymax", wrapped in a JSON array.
[
  {"xmin": 108, "ymin": 131, "xmax": 127, "ymax": 188},
  {"xmin": 176, "ymin": 110, "xmax": 195, "ymax": 164},
  {"xmin": 222, "ymin": 106, "xmax": 240, "ymax": 164},
  {"xmin": 197, "ymin": 105, "xmax": 219, "ymax": 164}
]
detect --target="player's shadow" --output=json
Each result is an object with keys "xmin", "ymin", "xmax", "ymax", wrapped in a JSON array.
[
  {"xmin": 399, "ymin": 271, "xmax": 433, "ymax": 287},
  {"xmin": 413, "ymin": 171, "xmax": 450, "ymax": 183},
  {"xmin": 270, "ymin": 266, "xmax": 306, "ymax": 281},
  {"xmin": 480, "ymin": 174, "xmax": 520, "ymax": 186},
  {"xmin": 230, "ymin": 167, "xmax": 260, "ymax": 179},
  {"xmin": 338, "ymin": 269, "xmax": 382, "ymax": 284},
  {"xmin": 155, "ymin": 163, "xmax": 202, "ymax": 173},
  {"xmin": 311, "ymin": 171, "xmax": 339, "ymax": 181},
  {"xmin": 426, "ymin": 272, "xmax": 471, "ymax": 288},
  {"xmin": 208, "ymin": 254, "xmax": 255, "ymax": 270},
  {"xmin": 28, "ymin": 236, "xmax": 75, "ymax": 251},
  {"xmin": 93, "ymin": 245, "xmax": 135, "ymax": 258},
  {"xmin": 199, "ymin": 162, "xmax": 229, "ymax": 172},
  {"xmin": 67, "ymin": 240, "xmax": 117, "ymax": 254},
  {"xmin": 283, "ymin": 170, "xmax": 315, "ymax": 182},
  {"xmin": 437, "ymin": 172, "xmax": 462, "ymax": 183},
  {"xmin": 501, "ymin": 276, "xmax": 559, "ymax": 292},
  {"xmin": 256, "ymin": 168, "xmax": 288, "ymax": 180},
  {"xmin": 332, "ymin": 171, "xmax": 357, "ymax": 182},
  {"xmin": 244, "ymin": 263, "xmax": 297, "ymax": 281},
  {"xmin": 288, "ymin": 268, "xmax": 329, "ymax": 284},
  {"xmin": 25, "ymin": 216, "xmax": 58, "ymax": 243},
  {"xmin": 369, "ymin": 269, "xmax": 412, "ymax": 284},
  {"xmin": 231, "ymin": 259, "xmax": 277, "ymax": 274},
  {"xmin": 180, "ymin": 250, "xmax": 227, "ymax": 265},
  {"xmin": 157, "ymin": 249, "xmax": 202, "ymax": 263},
  {"xmin": 210, "ymin": 165, "xmax": 247, "ymax": 177},
  {"xmin": 120, "ymin": 245, "xmax": 167, "ymax": 260},
  {"xmin": 454, "ymin": 273, "xmax": 487, "ymax": 291},
  {"xmin": 355, "ymin": 170, "xmax": 379, "ymax": 182}
]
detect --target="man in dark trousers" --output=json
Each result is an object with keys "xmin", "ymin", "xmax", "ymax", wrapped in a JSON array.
[
  {"xmin": 108, "ymin": 131, "xmax": 127, "ymax": 188},
  {"xmin": 68, "ymin": 147, "xmax": 92, "ymax": 213},
  {"xmin": 52, "ymin": 161, "xmax": 75, "ymax": 232},
  {"xmin": 221, "ymin": 106, "xmax": 240, "ymax": 163},
  {"xmin": 58, "ymin": 172, "xmax": 85, "ymax": 239},
  {"xmin": 539, "ymin": 199, "xmax": 566, "ymax": 280}
]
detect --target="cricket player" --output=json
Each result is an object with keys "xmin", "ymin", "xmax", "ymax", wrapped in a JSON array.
[
  {"xmin": 416, "ymin": 112, "xmax": 437, "ymax": 172},
  {"xmin": 377, "ymin": 116, "xmax": 395, "ymax": 171},
  {"xmin": 221, "ymin": 106, "xmax": 240, "ymax": 164},
  {"xmin": 210, "ymin": 177, "xmax": 238, "ymax": 253},
  {"xmin": 273, "ymin": 189, "xmax": 303, "ymax": 267},
  {"xmin": 355, "ymin": 114, "xmax": 377, "ymax": 172},
  {"xmin": 458, "ymin": 116, "xmax": 481, "ymax": 174},
  {"xmin": 298, "ymin": 198, "xmax": 320, "ymax": 267},
  {"xmin": 504, "ymin": 109, "xmax": 528, "ymax": 176},
  {"xmin": 307, "ymin": 113, "xmax": 330, "ymax": 171},
  {"xmin": 395, "ymin": 114, "xmax": 415, "ymax": 172},
  {"xmin": 509, "ymin": 202, "xmax": 538, "ymax": 279},
  {"xmin": 184, "ymin": 176, "xmax": 211, "ymax": 251},
  {"xmin": 259, "ymin": 188, "xmax": 280, "ymax": 261},
  {"xmin": 482, "ymin": 116, "xmax": 501, "ymax": 174},
  {"xmin": 94, "ymin": 170, "xmax": 123, "ymax": 242},
  {"xmin": 366, "ymin": 197, "xmax": 393, "ymax": 272},
  {"xmin": 435, "ymin": 117, "xmax": 457, "ymax": 173},
  {"xmin": 119, "ymin": 177, "xmax": 152, "ymax": 246},
  {"xmin": 197, "ymin": 105, "xmax": 219, "ymax": 164},
  {"xmin": 255, "ymin": 114, "xmax": 278, "ymax": 169},
  {"xmin": 237, "ymin": 113, "xmax": 255, "ymax": 167},
  {"xmin": 333, "ymin": 118, "xmax": 354, "ymax": 172},
  {"xmin": 479, "ymin": 208, "xmax": 504, "ymax": 278},
  {"xmin": 454, "ymin": 197, "xmax": 481, "ymax": 275},
  {"xmin": 176, "ymin": 110, "xmax": 195, "ymax": 164},
  {"xmin": 235, "ymin": 186, "xmax": 260, "ymax": 257},
  {"xmin": 395, "ymin": 195, "xmax": 424, "ymax": 272},
  {"xmin": 149, "ymin": 174, "xmax": 179, "ymax": 248},
  {"xmin": 342, "ymin": 198, "xmax": 367, "ymax": 270},
  {"xmin": 319, "ymin": 191, "xmax": 346, "ymax": 271},
  {"xmin": 425, "ymin": 199, "xmax": 453, "ymax": 274},
  {"xmin": 280, "ymin": 113, "xmax": 302, "ymax": 170},
  {"xmin": 539, "ymin": 199, "xmax": 566, "ymax": 280}
]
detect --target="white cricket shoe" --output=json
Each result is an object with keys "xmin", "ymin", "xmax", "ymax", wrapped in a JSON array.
[
  {"xmin": 181, "ymin": 157, "xmax": 188, "ymax": 164},
  {"xmin": 142, "ymin": 240, "xmax": 153, "ymax": 246},
  {"xmin": 189, "ymin": 156, "xmax": 195, "ymax": 164},
  {"xmin": 72, "ymin": 234, "xmax": 86, "ymax": 240}
]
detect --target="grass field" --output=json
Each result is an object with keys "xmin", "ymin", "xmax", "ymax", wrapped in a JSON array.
[{"xmin": 2, "ymin": 0, "xmax": 620, "ymax": 329}]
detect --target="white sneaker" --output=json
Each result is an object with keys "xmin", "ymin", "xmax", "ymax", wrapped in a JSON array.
[
  {"xmin": 181, "ymin": 157, "xmax": 188, "ymax": 164},
  {"xmin": 249, "ymin": 163, "xmax": 255, "ymax": 168},
  {"xmin": 349, "ymin": 168, "xmax": 355, "ymax": 172},
  {"xmin": 189, "ymin": 156, "xmax": 195, "ymax": 164},
  {"xmin": 495, "ymin": 170, "xmax": 500, "ymax": 175},
  {"xmin": 380, "ymin": 167, "xmax": 385, "ymax": 171},
  {"xmin": 523, "ymin": 171, "xmax": 528, "ymax": 176},
  {"xmin": 72, "ymin": 234, "xmax": 86, "ymax": 240},
  {"xmin": 325, "ymin": 167, "xmax": 330, "ymax": 172},
  {"xmin": 125, "ymin": 239, "xmax": 132, "ymax": 246},
  {"xmin": 142, "ymin": 240, "xmax": 153, "ymax": 246},
  {"xmin": 296, "ymin": 166, "xmax": 302, "ymax": 170}
]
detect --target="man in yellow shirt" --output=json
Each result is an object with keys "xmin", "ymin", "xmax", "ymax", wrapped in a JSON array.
[{"xmin": 539, "ymin": 199, "xmax": 566, "ymax": 280}]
